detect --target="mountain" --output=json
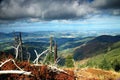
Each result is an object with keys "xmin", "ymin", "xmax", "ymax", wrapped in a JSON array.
[
  {"xmin": 88, "ymin": 35, "xmax": 120, "ymax": 43},
  {"xmin": 79, "ymin": 41, "xmax": 120, "ymax": 71},
  {"xmin": 0, "ymin": 32, "xmax": 13, "ymax": 38},
  {"xmin": 1, "ymin": 31, "xmax": 120, "ymax": 64},
  {"xmin": 73, "ymin": 35, "xmax": 120, "ymax": 61}
]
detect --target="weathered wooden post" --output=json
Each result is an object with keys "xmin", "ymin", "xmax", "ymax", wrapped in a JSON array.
[
  {"xmin": 19, "ymin": 32, "xmax": 23, "ymax": 61},
  {"xmin": 12, "ymin": 43, "xmax": 21, "ymax": 59},
  {"xmin": 54, "ymin": 41, "xmax": 58, "ymax": 64},
  {"xmin": 13, "ymin": 32, "xmax": 20, "ymax": 60},
  {"xmin": 27, "ymin": 52, "xmax": 30, "ymax": 63},
  {"xmin": 26, "ymin": 46, "xmax": 30, "ymax": 63},
  {"xmin": 13, "ymin": 32, "xmax": 23, "ymax": 61},
  {"xmin": 50, "ymin": 36, "xmax": 53, "ymax": 53}
]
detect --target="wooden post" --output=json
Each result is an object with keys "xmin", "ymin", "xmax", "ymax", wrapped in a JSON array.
[
  {"xmin": 50, "ymin": 36, "xmax": 53, "ymax": 53},
  {"xmin": 19, "ymin": 32, "xmax": 23, "ymax": 61},
  {"xmin": 26, "ymin": 46, "xmax": 30, "ymax": 63},
  {"xmin": 54, "ymin": 41, "xmax": 57, "ymax": 64},
  {"xmin": 13, "ymin": 32, "xmax": 23, "ymax": 61},
  {"xmin": 13, "ymin": 32, "xmax": 20, "ymax": 60}
]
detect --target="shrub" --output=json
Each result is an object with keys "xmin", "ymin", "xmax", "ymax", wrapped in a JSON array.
[
  {"xmin": 99, "ymin": 58, "xmax": 111, "ymax": 70},
  {"xmin": 111, "ymin": 59, "xmax": 120, "ymax": 72},
  {"xmin": 65, "ymin": 55, "xmax": 74, "ymax": 68}
]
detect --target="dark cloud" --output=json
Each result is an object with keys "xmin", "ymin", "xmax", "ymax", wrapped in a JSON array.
[
  {"xmin": 91, "ymin": 0, "xmax": 120, "ymax": 16},
  {"xmin": 92, "ymin": 0, "xmax": 120, "ymax": 9},
  {"xmin": 0, "ymin": 0, "xmax": 95, "ymax": 21},
  {"xmin": 0, "ymin": 0, "xmax": 120, "ymax": 23}
]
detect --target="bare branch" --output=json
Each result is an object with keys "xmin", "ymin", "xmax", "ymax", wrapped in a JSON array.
[
  {"xmin": 34, "ymin": 50, "xmax": 38, "ymax": 57},
  {"xmin": 48, "ymin": 65, "xmax": 67, "ymax": 74},
  {"xmin": 56, "ymin": 59, "xmax": 60, "ymax": 64},
  {"xmin": 12, "ymin": 59, "xmax": 23, "ymax": 71},
  {"xmin": 12, "ymin": 43, "xmax": 21, "ymax": 59},
  {"xmin": 0, "ymin": 59, "xmax": 32, "ymax": 75},
  {"xmin": 0, "ymin": 70, "xmax": 31, "ymax": 75},
  {"xmin": 0, "ymin": 59, "xmax": 23, "ymax": 71},
  {"xmin": 33, "ymin": 49, "xmax": 49, "ymax": 64},
  {"xmin": 0, "ymin": 59, "xmax": 12, "ymax": 67}
]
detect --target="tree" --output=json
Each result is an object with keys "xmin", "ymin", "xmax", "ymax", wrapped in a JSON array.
[
  {"xmin": 13, "ymin": 32, "xmax": 23, "ymax": 61},
  {"xmin": 43, "ymin": 36, "xmax": 55, "ymax": 65},
  {"xmin": 19, "ymin": 32, "xmax": 23, "ymax": 61}
]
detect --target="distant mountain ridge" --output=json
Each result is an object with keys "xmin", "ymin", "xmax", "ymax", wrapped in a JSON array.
[
  {"xmin": 88, "ymin": 35, "xmax": 120, "ymax": 43},
  {"xmin": 1, "ymin": 31, "xmax": 120, "ymax": 63},
  {"xmin": 73, "ymin": 35, "xmax": 120, "ymax": 61}
]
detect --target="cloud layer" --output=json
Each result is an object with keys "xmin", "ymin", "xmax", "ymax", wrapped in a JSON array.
[
  {"xmin": 92, "ymin": 0, "xmax": 120, "ymax": 9},
  {"xmin": 0, "ymin": 0, "xmax": 120, "ymax": 23}
]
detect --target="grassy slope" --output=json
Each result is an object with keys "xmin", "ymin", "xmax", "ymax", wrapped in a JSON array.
[
  {"xmin": 78, "ymin": 41, "xmax": 120, "ymax": 70},
  {"xmin": 73, "ymin": 35, "xmax": 120, "ymax": 61}
]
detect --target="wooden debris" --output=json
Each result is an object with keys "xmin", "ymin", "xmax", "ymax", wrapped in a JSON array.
[
  {"xmin": 0, "ymin": 70, "xmax": 31, "ymax": 75},
  {"xmin": 0, "ymin": 59, "xmax": 31, "ymax": 76}
]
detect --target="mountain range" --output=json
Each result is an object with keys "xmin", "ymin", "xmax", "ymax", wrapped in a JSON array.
[
  {"xmin": 0, "ymin": 32, "xmax": 120, "ymax": 67},
  {"xmin": 73, "ymin": 35, "xmax": 120, "ymax": 60}
]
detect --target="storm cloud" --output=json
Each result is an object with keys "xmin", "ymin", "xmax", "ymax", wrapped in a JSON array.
[
  {"xmin": 0, "ymin": 0, "xmax": 120, "ymax": 22},
  {"xmin": 92, "ymin": 0, "xmax": 120, "ymax": 9}
]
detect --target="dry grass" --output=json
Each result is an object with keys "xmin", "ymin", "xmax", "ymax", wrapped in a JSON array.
[
  {"xmin": 64, "ymin": 67, "xmax": 120, "ymax": 80},
  {"xmin": 0, "ymin": 53, "xmax": 120, "ymax": 80}
]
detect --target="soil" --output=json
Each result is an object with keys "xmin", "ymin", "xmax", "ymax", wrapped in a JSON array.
[
  {"xmin": 0, "ymin": 59, "xmax": 75, "ymax": 80},
  {"xmin": 0, "ymin": 52, "xmax": 120, "ymax": 80}
]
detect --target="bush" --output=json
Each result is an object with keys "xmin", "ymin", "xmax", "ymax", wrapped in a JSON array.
[
  {"xmin": 65, "ymin": 55, "xmax": 74, "ymax": 68},
  {"xmin": 99, "ymin": 58, "xmax": 111, "ymax": 70},
  {"xmin": 43, "ymin": 52, "xmax": 54, "ymax": 64},
  {"xmin": 86, "ymin": 60, "xmax": 96, "ymax": 68},
  {"xmin": 111, "ymin": 59, "xmax": 120, "ymax": 72}
]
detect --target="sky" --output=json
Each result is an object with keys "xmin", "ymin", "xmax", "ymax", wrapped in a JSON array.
[{"xmin": 0, "ymin": 0, "xmax": 120, "ymax": 33}]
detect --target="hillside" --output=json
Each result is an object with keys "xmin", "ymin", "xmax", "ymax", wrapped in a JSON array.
[
  {"xmin": 0, "ymin": 33, "xmax": 120, "ymax": 79},
  {"xmin": 77, "ymin": 41, "xmax": 120, "ymax": 71},
  {"xmin": 0, "ymin": 32, "xmax": 94, "ymax": 62},
  {"xmin": 1, "ymin": 34, "xmax": 120, "ymax": 67},
  {"xmin": 73, "ymin": 35, "xmax": 120, "ymax": 61}
]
